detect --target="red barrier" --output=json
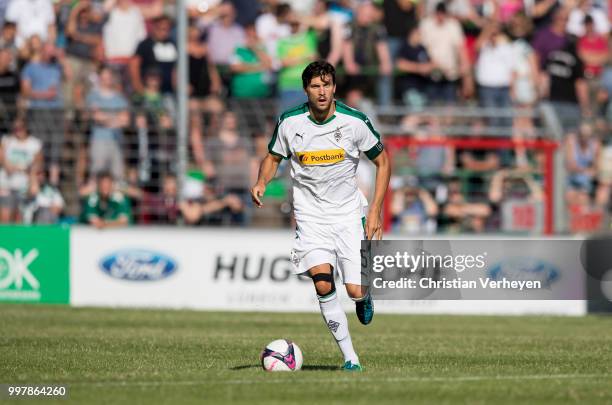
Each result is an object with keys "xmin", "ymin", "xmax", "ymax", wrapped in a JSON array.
[{"xmin": 384, "ymin": 137, "xmax": 559, "ymax": 235}]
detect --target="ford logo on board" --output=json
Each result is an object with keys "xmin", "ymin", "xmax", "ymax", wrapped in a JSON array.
[
  {"xmin": 99, "ymin": 250, "xmax": 178, "ymax": 281},
  {"xmin": 487, "ymin": 257, "xmax": 559, "ymax": 288}
]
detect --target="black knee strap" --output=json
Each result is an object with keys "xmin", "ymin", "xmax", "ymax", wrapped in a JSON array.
[
  {"xmin": 311, "ymin": 273, "xmax": 334, "ymax": 284},
  {"xmin": 312, "ymin": 272, "xmax": 336, "ymax": 297},
  {"xmin": 312, "ymin": 273, "xmax": 335, "ymax": 292}
]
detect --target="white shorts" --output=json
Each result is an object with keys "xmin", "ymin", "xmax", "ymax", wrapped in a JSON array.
[{"xmin": 290, "ymin": 218, "xmax": 366, "ymax": 285}]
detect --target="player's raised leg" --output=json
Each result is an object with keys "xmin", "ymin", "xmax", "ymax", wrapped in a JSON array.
[
  {"xmin": 309, "ymin": 264, "xmax": 362, "ymax": 371},
  {"xmin": 336, "ymin": 221, "xmax": 375, "ymax": 326},
  {"xmin": 345, "ymin": 284, "xmax": 374, "ymax": 326}
]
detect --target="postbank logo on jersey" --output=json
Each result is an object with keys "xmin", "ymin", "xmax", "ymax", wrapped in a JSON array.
[{"xmin": 296, "ymin": 149, "xmax": 345, "ymax": 166}]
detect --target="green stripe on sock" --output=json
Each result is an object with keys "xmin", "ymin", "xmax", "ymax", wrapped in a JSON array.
[{"xmin": 317, "ymin": 290, "xmax": 337, "ymax": 303}]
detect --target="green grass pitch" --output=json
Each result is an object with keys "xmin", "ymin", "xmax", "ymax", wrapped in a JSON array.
[{"xmin": 1, "ymin": 304, "xmax": 612, "ymax": 404}]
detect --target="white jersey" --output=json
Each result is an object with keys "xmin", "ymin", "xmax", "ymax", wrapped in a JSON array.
[
  {"xmin": 0, "ymin": 135, "xmax": 42, "ymax": 192},
  {"xmin": 268, "ymin": 101, "xmax": 384, "ymax": 223}
]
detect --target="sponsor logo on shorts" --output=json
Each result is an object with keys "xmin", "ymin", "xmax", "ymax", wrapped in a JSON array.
[{"xmin": 297, "ymin": 149, "xmax": 345, "ymax": 166}]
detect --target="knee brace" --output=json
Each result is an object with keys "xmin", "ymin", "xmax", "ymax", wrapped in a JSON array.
[{"xmin": 312, "ymin": 272, "xmax": 335, "ymax": 298}]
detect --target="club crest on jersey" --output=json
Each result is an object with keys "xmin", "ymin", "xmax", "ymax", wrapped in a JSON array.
[{"xmin": 334, "ymin": 127, "xmax": 342, "ymax": 142}]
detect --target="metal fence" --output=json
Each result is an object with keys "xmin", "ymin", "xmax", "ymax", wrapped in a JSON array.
[{"xmin": 1, "ymin": 100, "xmax": 610, "ymax": 234}]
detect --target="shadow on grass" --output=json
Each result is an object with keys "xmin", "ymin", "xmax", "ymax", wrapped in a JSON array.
[{"xmin": 231, "ymin": 364, "xmax": 339, "ymax": 371}]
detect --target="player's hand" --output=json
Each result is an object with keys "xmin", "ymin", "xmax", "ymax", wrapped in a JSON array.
[
  {"xmin": 365, "ymin": 208, "xmax": 383, "ymax": 240},
  {"xmin": 250, "ymin": 182, "xmax": 266, "ymax": 208}
]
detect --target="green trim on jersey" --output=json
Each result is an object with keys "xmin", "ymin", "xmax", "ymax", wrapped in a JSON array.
[
  {"xmin": 361, "ymin": 216, "xmax": 366, "ymax": 238},
  {"xmin": 267, "ymin": 103, "xmax": 309, "ymax": 159},
  {"xmin": 336, "ymin": 100, "xmax": 384, "ymax": 160},
  {"xmin": 335, "ymin": 101, "xmax": 381, "ymax": 141},
  {"xmin": 307, "ymin": 113, "xmax": 336, "ymax": 125},
  {"xmin": 365, "ymin": 143, "xmax": 384, "ymax": 160}
]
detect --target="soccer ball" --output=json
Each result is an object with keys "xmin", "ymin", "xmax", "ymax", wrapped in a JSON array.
[{"xmin": 260, "ymin": 339, "xmax": 303, "ymax": 372}]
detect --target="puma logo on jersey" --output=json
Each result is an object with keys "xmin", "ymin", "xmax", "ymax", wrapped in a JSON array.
[{"xmin": 297, "ymin": 149, "xmax": 345, "ymax": 165}]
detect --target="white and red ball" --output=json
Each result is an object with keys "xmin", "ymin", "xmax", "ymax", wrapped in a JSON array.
[{"xmin": 260, "ymin": 339, "xmax": 303, "ymax": 372}]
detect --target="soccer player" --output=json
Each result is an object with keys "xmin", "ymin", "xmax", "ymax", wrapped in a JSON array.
[{"xmin": 251, "ymin": 60, "xmax": 390, "ymax": 371}]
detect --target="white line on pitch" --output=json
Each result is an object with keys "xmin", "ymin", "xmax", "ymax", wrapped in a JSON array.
[{"xmin": 70, "ymin": 373, "xmax": 612, "ymax": 388}]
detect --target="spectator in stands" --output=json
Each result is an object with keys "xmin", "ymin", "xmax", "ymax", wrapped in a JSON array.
[
  {"xmin": 130, "ymin": 15, "xmax": 177, "ymax": 96},
  {"xmin": 402, "ymin": 115, "xmax": 455, "ymax": 190},
  {"xmin": 578, "ymin": 15, "xmax": 609, "ymax": 79},
  {"xmin": 228, "ymin": 24, "xmax": 272, "ymax": 138},
  {"xmin": 55, "ymin": 0, "xmax": 73, "ymax": 50},
  {"xmin": 381, "ymin": 0, "xmax": 419, "ymax": 62},
  {"xmin": 21, "ymin": 40, "xmax": 68, "ymax": 185},
  {"xmin": 395, "ymin": 26, "xmax": 435, "ymax": 107},
  {"xmin": 133, "ymin": 69, "xmax": 175, "ymax": 187},
  {"xmin": 530, "ymin": 0, "xmax": 561, "ymax": 31},
  {"xmin": 255, "ymin": 2, "xmax": 291, "ymax": 66},
  {"xmin": 488, "ymin": 168, "xmax": 543, "ymax": 229},
  {"xmin": 276, "ymin": 11, "xmax": 316, "ymax": 111},
  {"xmin": 4, "ymin": 0, "xmax": 55, "ymax": 48},
  {"xmin": 206, "ymin": 1, "xmax": 246, "ymax": 66},
  {"xmin": 565, "ymin": 121, "xmax": 600, "ymax": 201},
  {"xmin": 508, "ymin": 14, "xmax": 538, "ymax": 117},
  {"xmin": 391, "ymin": 175, "xmax": 438, "ymax": 234},
  {"xmin": 203, "ymin": 111, "xmax": 254, "ymax": 225},
  {"xmin": 86, "ymin": 66, "xmax": 129, "ymax": 180},
  {"xmin": 131, "ymin": 0, "xmax": 163, "ymax": 25},
  {"xmin": 230, "ymin": 24, "xmax": 273, "ymax": 99},
  {"xmin": 65, "ymin": 0, "xmax": 103, "ymax": 107},
  {"xmin": 532, "ymin": 8, "xmax": 569, "ymax": 70},
  {"xmin": 139, "ymin": 173, "xmax": 179, "ymax": 224},
  {"xmin": 577, "ymin": 14, "xmax": 609, "ymax": 110},
  {"xmin": 0, "ymin": 0, "xmax": 8, "ymax": 27},
  {"xmin": 103, "ymin": 0, "xmax": 146, "ymax": 93},
  {"xmin": 566, "ymin": 0, "xmax": 609, "ymax": 38},
  {"xmin": 0, "ymin": 48, "xmax": 19, "ymax": 130},
  {"xmin": 498, "ymin": 0, "xmax": 523, "ymax": 23},
  {"xmin": 178, "ymin": 170, "xmax": 244, "ymax": 225},
  {"xmin": 441, "ymin": 177, "xmax": 491, "ymax": 232},
  {"xmin": 0, "ymin": 117, "xmax": 43, "ymax": 223},
  {"xmin": 23, "ymin": 168, "xmax": 64, "ymax": 224},
  {"xmin": 474, "ymin": 21, "xmax": 514, "ymax": 127},
  {"xmin": 508, "ymin": 13, "xmax": 539, "ymax": 167},
  {"xmin": 343, "ymin": 1, "xmax": 393, "ymax": 105},
  {"xmin": 419, "ymin": 2, "xmax": 473, "ymax": 104},
  {"xmin": 0, "ymin": 21, "xmax": 18, "ymax": 69},
  {"xmin": 305, "ymin": 0, "xmax": 344, "ymax": 67},
  {"xmin": 118, "ymin": 166, "xmax": 144, "ymax": 216},
  {"xmin": 544, "ymin": 40, "xmax": 589, "ymax": 129},
  {"xmin": 188, "ymin": 22, "xmax": 222, "ymax": 110},
  {"xmin": 489, "ymin": 169, "xmax": 543, "ymax": 204},
  {"xmin": 81, "ymin": 171, "xmax": 132, "ymax": 228},
  {"xmin": 228, "ymin": 0, "xmax": 260, "ymax": 27}
]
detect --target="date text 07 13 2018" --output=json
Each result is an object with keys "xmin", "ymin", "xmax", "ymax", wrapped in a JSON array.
[{"xmin": 0, "ymin": 385, "xmax": 69, "ymax": 399}]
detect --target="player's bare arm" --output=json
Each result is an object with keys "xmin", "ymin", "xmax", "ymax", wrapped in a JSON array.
[
  {"xmin": 365, "ymin": 150, "xmax": 391, "ymax": 240},
  {"xmin": 251, "ymin": 153, "xmax": 282, "ymax": 208}
]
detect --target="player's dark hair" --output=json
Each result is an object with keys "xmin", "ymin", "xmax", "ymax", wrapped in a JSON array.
[{"xmin": 302, "ymin": 60, "xmax": 336, "ymax": 89}]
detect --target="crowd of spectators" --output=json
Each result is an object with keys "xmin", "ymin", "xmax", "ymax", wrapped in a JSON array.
[{"xmin": 0, "ymin": 0, "xmax": 610, "ymax": 232}]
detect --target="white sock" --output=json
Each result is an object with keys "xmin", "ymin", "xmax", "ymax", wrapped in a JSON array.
[
  {"xmin": 318, "ymin": 291, "xmax": 359, "ymax": 364},
  {"xmin": 351, "ymin": 291, "xmax": 369, "ymax": 303}
]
